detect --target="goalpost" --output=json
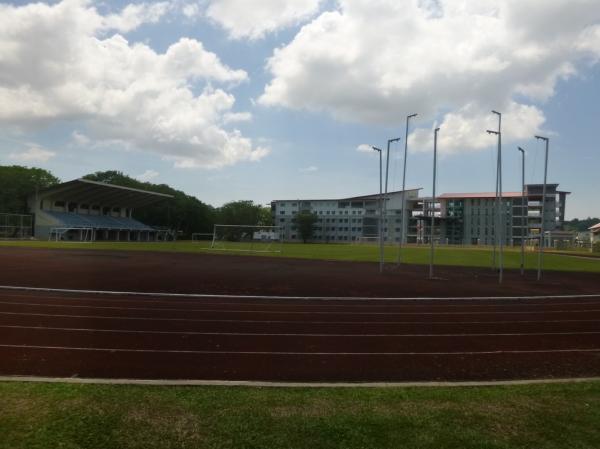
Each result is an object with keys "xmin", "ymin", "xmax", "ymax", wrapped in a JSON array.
[
  {"xmin": 210, "ymin": 224, "xmax": 283, "ymax": 253},
  {"xmin": 353, "ymin": 235, "xmax": 379, "ymax": 245},
  {"xmin": 0, "ymin": 213, "xmax": 33, "ymax": 240}
]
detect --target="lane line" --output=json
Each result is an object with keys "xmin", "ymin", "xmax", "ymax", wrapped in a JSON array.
[
  {"xmin": 5, "ymin": 293, "xmax": 600, "ymax": 309},
  {"xmin": 1, "ymin": 285, "xmax": 599, "ymax": 302},
  {"xmin": 2, "ymin": 375, "xmax": 600, "ymax": 388},
  {"xmin": 2, "ymin": 311, "xmax": 599, "ymax": 325},
  {"xmin": 3, "ymin": 325, "xmax": 600, "ymax": 338},
  {"xmin": 2, "ymin": 300, "xmax": 600, "ymax": 316},
  {"xmin": 2, "ymin": 343, "xmax": 600, "ymax": 355}
]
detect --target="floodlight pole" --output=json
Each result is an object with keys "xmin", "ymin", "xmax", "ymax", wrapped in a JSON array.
[
  {"xmin": 429, "ymin": 128, "xmax": 440, "ymax": 279},
  {"xmin": 373, "ymin": 146, "xmax": 384, "ymax": 274},
  {"xmin": 398, "ymin": 113, "xmax": 418, "ymax": 266},
  {"xmin": 518, "ymin": 147, "xmax": 526, "ymax": 276},
  {"xmin": 383, "ymin": 137, "xmax": 401, "ymax": 257},
  {"xmin": 535, "ymin": 136, "xmax": 549, "ymax": 281},
  {"xmin": 486, "ymin": 110, "xmax": 503, "ymax": 284}
]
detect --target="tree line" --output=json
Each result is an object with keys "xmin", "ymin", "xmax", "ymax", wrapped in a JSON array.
[{"xmin": 0, "ymin": 166, "xmax": 272, "ymax": 237}]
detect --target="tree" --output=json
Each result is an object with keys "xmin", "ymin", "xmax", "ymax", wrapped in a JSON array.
[
  {"xmin": 84, "ymin": 171, "xmax": 215, "ymax": 237},
  {"xmin": 217, "ymin": 200, "xmax": 265, "ymax": 226},
  {"xmin": 296, "ymin": 211, "xmax": 318, "ymax": 243},
  {"xmin": 0, "ymin": 165, "xmax": 60, "ymax": 214}
]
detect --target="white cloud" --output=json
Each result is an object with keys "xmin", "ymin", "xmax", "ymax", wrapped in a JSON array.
[
  {"xmin": 71, "ymin": 131, "xmax": 91, "ymax": 146},
  {"xmin": 181, "ymin": 2, "xmax": 201, "ymax": 19},
  {"xmin": 223, "ymin": 112, "xmax": 253, "ymax": 124},
  {"xmin": 205, "ymin": 0, "xmax": 323, "ymax": 40},
  {"xmin": 356, "ymin": 144, "xmax": 374, "ymax": 153},
  {"xmin": 299, "ymin": 165, "xmax": 318, "ymax": 172},
  {"xmin": 103, "ymin": 2, "xmax": 172, "ymax": 33},
  {"xmin": 260, "ymin": 0, "xmax": 600, "ymax": 153},
  {"xmin": 136, "ymin": 169, "xmax": 160, "ymax": 182},
  {"xmin": 9, "ymin": 145, "xmax": 56, "ymax": 163},
  {"xmin": 0, "ymin": 0, "xmax": 268, "ymax": 169}
]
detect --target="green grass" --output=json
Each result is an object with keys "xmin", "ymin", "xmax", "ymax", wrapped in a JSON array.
[
  {"xmin": 2, "ymin": 239, "xmax": 600, "ymax": 273},
  {"xmin": 1, "ymin": 381, "xmax": 599, "ymax": 449}
]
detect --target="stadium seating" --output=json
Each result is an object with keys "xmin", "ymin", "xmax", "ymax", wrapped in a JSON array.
[{"xmin": 45, "ymin": 211, "xmax": 153, "ymax": 230}]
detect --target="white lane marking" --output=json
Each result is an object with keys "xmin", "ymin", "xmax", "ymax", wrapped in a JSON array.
[
  {"xmin": 2, "ymin": 343, "xmax": 600, "ymax": 356},
  {"xmin": 3, "ymin": 325, "xmax": 600, "ymax": 338},
  {"xmin": 2, "ymin": 300, "xmax": 600, "ymax": 316},
  {"xmin": 2, "ymin": 375, "xmax": 600, "ymax": 388},
  {"xmin": 5, "ymin": 293, "xmax": 600, "ymax": 309},
  {"xmin": 1, "ymin": 311, "xmax": 599, "ymax": 325},
  {"xmin": 1, "ymin": 285, "xmax": 599, "ymax": 302}
]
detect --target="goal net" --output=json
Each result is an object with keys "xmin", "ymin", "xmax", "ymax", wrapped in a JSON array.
[
  {"xmin": 353, "ymin": 235, "xmax": 379, "ymax": 245},
  {"xmin": 210, "ymin": 225, "xmax": 283, "ymax": 253},
  {"xmin": 0, "ymin": 213, "xmax": 33, "ymax": 240}
]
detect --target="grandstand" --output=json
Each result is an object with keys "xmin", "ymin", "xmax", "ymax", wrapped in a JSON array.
[{"xmin": 28, "ymin": 179, "xmax": 173, "ymax": 241}]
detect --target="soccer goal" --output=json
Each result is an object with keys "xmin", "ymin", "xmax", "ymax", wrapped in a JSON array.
[
  {"xmin": 210, "ymin": 224, "xmax": 283, "ymax": 253},
  {"xmin": 0, "ymin": 213, "xmax": 33, "ymax": 240},
  {"xmin": 353, "ymin": 235, "xmax": 379, "ymax": 245}
]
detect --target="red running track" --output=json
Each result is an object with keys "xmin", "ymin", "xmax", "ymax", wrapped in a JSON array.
[{"xmin": 1, "ymin": 289, "xmax": 600, "ymax": 382}]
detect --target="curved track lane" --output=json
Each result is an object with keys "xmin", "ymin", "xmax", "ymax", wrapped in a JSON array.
[{"xmin": 1, "ymin": 289, "xmax": 600, "ymax": 382}]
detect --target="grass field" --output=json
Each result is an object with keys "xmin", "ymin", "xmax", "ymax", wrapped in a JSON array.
[
  {"xmin": 2, "ymin": 240, "xmax": 600, "ymax": 273},
  {"xmin": 1, "ymin": 381, "xmax": 599, "ymax": 449}
]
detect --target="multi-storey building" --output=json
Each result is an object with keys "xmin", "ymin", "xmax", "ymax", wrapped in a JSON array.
[
  {"xmin": 416, "ymin": 184, "xmax": 569, "ymax": 245},
  {"xmin": 272, "ymin": 184, "xmax": 569, "ymax": 245},
  {"xmin": 271, "ymin": 189, "xmax": 422, "ymax": 243}
]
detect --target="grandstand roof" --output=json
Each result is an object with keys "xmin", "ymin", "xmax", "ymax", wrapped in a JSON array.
[{"xmin": 35, "ymin": 179, "xmax": 173, "ymax": 208}]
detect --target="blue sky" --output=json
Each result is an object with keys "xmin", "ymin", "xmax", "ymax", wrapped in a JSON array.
[{"xmin": 0, "ymin": 0, "xmax": 599, "ymax": 219}]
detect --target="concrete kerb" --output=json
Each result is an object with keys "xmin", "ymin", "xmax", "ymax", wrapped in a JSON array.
[{"xmin": 1, "ymin": 375, "xmax": 600, "ymax": 388}]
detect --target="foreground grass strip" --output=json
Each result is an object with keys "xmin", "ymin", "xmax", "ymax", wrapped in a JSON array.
[
  {"xmin": 1, "ymin": 381, "xmax": 599, "ymax": 449},
  {"xmin": 2, "ymin": 240, "xmax": 600, "ymax": 273}
]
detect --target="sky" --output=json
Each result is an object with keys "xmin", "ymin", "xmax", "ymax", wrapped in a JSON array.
[{"xmin": 0, "ymin": 0, "xmax": 599, "ymax": 219}]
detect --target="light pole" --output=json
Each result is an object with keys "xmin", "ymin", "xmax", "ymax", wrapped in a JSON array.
[
  {"xmin": 518, "ymin": 147, "xmax": 526, "ymax": 276},
  {"xmin": 486, "ymin": 110, "xmax": 503, "ymax": 284},
  {"xmin": 398, "ymin": 113, "xmax": 418, "ymax": 266},
  {"xmin": 384, "ymin": 137, "xmax": 401, "ymax": 251},
  {"xmin": 372, "ymin": 146, "xmax": 384, "ymax": 274},
  {"xmin": 429, "ymin": 128, "xmax": 440, "ymax": 279},
  {"xmin": 534, "ymin": 135, "xmax": 549, "ymax": 281}
]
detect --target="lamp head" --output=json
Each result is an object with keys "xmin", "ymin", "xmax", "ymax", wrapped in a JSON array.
[
  {"xmin": 408, "ymin": 113, "xmax": 418, "ymax": 119},
  {"xmin": 486, "ymin": 130, "xmax": 499, "ymax": 135},
  {"xmin": 492, "ymin": 110, "xmax": 501, "ymax": 116},
  {"xmin": 535, "ymin": 135, "xmax": 548, "ymax": 142},
  {"xmin": 518, "ymin": 146, "xmax": 525, "ymax": 153},
  {"xmin": 389, "ymin": 137, "xmax": 401, "ymax": 143},
  {"xmin": 372, "ymin": 146, "xmax": 382, "ymax": 152}
]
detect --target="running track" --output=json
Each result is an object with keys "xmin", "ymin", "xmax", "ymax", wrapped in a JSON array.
[{"xmin": 1, "ymin": 288, "xmax": 600, "ymax": 382}]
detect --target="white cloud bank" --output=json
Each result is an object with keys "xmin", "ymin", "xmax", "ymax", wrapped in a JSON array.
[
  {"xmin": 205, "ymin": 0, "xmax": 323, "ymax": 40},
  {"xmin": 260, "ymin": 0, "xmax": 600, "ymax": 153},
  {"xmin": 9, "ymin": 145, "xmax": 56, "ymax": 163},
  {"xmin": 136, "ymin": 169, "xmax": 160, "ymax": 182},
  {"xmin": 0, "ymin": 0, "xmax": 268, "ymax": 169}
]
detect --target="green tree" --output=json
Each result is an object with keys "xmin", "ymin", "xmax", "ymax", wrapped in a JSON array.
[
  {"xmin": 0, "ymin": 165, "xmax": 60, "ymax": 214},
  {"xmin": 84, "ymin": 171, "xmax": 215, "ymax": 237},
  {"xmin": 217, "ymin": 200, "xmax": 265, "ymax": 226},
  {"xmin": 296, "ymin": 211, "xmax": 318, "ymax": 243}
]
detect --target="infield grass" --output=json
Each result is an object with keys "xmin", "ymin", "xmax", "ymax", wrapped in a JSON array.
[
  {"xmin": 1, "ymin": 381, "xmax": 599, "ymax": 449},
  {"xmin": 1, "ymin": 240, "xmax": 600, "ymax": 272}
]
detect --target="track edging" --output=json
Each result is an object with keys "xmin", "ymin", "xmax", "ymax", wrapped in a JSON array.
[{"xmin": 1, "ymin": 375, "xmax": 600, "ymax": 388}]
